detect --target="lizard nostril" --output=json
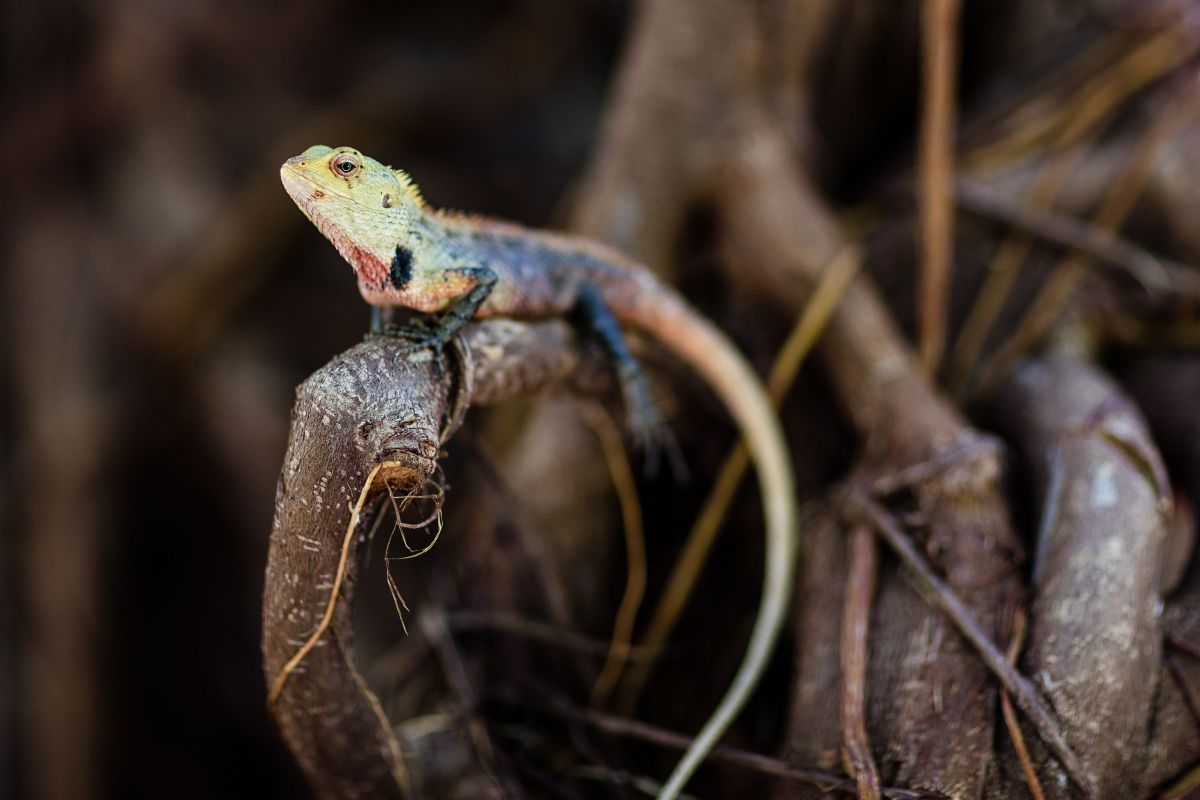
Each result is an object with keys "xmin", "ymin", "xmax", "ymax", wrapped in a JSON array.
[{"xmin": 382, "ymin": 194, "xmax": 393, "ymax": 208}]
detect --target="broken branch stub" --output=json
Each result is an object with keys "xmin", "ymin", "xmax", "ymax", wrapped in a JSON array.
[{"xmin": 261, "ymin": 320, "xmax": 609, "ymax": 799}]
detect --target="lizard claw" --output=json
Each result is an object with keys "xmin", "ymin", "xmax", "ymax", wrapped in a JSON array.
[
  {"xmin": 632, "ymin": 413, "xmax": 688, "ymax": 482},
  {"xmin": 368, "ymin": 320, "xmax": 452, "ymax": 373},
  {"xmin": 366, "ymin": 315, "xmax": 437, "ymax": 341},
  {"xmin": 623, "ymin": 380, "xmax": 688, "ymax": 481}
]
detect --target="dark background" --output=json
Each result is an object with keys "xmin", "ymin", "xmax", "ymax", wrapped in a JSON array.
[
  {"xmin": 8, "ymin": 1, "xmax": 1180, "ymax": 798},
  {"xmin": 1, "ymin": 2, "xmax": 633, "ymax": 797}
]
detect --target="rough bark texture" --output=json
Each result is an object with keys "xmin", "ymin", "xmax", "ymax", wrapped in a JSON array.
[
  {"xmin": 989, "ymin": 354, "xmax": 1168, "ymax": 797},
  {"xmin": 717, "ymin": 117, "xmax": 1021, "ymax": 800},
  {"xmin": 256, "ymin": 3, "xmax": 1200, "ymax": 797},
  {"xmin": 13, "ymin": 1, "xmax": 1200, "ymax": 798},
  {"xmin": 262, "ymin": 321, "xmax": 608, "ymax": 799},
  {"xmin": 1122, "ymin": 356, "xmax": 1200, "ymax": 791}
]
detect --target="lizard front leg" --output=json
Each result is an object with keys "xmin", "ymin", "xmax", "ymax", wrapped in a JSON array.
[
  {"xmin": 427, "ymin": 266, "xmax": 499, "ymax": 345},
  {"xmin": 378, "ymin": 267, "xmax": 498, "ymax": 364},
  {"xmin": 369, "ymin": 305, "xmax": 397, "ymax": 334}
]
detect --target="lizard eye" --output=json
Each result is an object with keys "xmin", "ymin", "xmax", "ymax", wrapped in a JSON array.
[{"xmin": 331, "ymin": 153, "xmax": 360, "ymax": 177}]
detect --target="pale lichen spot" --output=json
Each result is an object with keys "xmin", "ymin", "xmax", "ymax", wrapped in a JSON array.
[
  {"xmin": 1089, "ymin": 460, "xmax": 1118, "ymax": 508},
  {"xmin": 1107, "ymin": 620, "xmax": 1134, "ymax": 648},
  {"xmin": 1100, "ymin": 533, "xmax": 1124, "ymax": 562}
]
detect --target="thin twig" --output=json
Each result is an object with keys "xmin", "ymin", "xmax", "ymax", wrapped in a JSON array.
[
  {"xmin": 383, "ymin": 474, "xmax": 446, "ymax": 634},
  {"xmin": 420, "ymin": 608, "xmax": 504, "ymax": 786},
  {"xmin": 562, "ymin": 763, "xmax": 666, "ymax": 796},
  {"xmin": 579, "ymin": 403, "xmax": 648, "ymax": 708},
  {"xmin": 1168, "ymin": 635, "xmax": 1200, "ymax": 665},
  {"xmin": 1158, "ymin": 761, "xmax": 1200, "ymax": 800},
  {"xmin": 463, "ymin": 434, "xmax": 575, "ymax": 627},
  {"xmin": 269, "ymin": 460, "xmax": 403, "ymax": 706},
  {"xmin": 1159, "ymin": 663, "xmax": 1200, "ymax": 798},
  {"xmin": 1000, "ymin": 609, "xmax": 1045, "ymax": 800},
  {"xmin": 958, "ymin": 28, "xmax": 1130, "ymax": 168},
  {"xmin": 849, "ymin": 489, "xmax": 1097, "ymax": 799},
  {"xmin": 1115, "ymin": 319, "xmax": 1200, "ymax": 349},
  {"xmin": 841, "ymin": 525, "xmax": 881, "ymax": 800},
  {"xmin": 917, "ymin": 0, "xmax": 960, "ymax": 374},
  {"xmin": 616, "ymin": 246, "xmax": 859, "ymax": 713},
  {"xmin": 949, "ymin": 142, "xmax": 1091, "ymax": 397},
  {"xmin": 1166, "ymin": 654, "xmax": 1200, "ymax": 734},
  {"xmin": 954, "ymin": 178, "xmax": 1200, "ymax": 299},
  {"xmin": 975, "ymin": 77, "xmax": 1200, "ymax": 397},
  {"xmin": 446, "ymin": 609, "xmax": 655, "ymax": 661},
  {"xmin": 534, "ymin": 696, "xmax": 950, "ymax": 800},
  {"xmin": 951, "ymin": 22, "xmax": 1197, "ymax": 395},
  {"xmin": 335, "ymin": 632, "xmax": 412, "ymax": 793},
  {"xmin": 961, "ymin": 20, "xmax": 1197, "ymax": 173},
  {"xmin": 870, "ymin": 433, "xmax": 1003, "ymax": 495}
]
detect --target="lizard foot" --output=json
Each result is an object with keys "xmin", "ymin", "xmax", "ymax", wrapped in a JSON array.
[
  {"xmin": 368, "ymin": 318, "xmax": 453, "ymax": 372},
  {"xmin": 622, "ymin": 377, "xmax": 687, "ymax": 481}
]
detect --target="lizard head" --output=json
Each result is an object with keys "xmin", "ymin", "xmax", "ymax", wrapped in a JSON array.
[{"xmin": 280, "ymin": 145, "xmax": 425, "ymax": 289}]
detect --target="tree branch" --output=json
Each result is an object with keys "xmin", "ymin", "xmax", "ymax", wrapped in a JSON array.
[{"xmin": 261, "ymin": 320, "xmax": 611, "ymax": 799}]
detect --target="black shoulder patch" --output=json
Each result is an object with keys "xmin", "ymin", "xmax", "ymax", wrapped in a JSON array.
[{"xmin": 390, "ymin": 245, "xmax": 414, "ymax": 289}]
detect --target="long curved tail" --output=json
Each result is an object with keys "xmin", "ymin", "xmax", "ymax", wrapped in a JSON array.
[{"xmin": 617, "ymin": 277, "xmax": 799, "ymax": 800}]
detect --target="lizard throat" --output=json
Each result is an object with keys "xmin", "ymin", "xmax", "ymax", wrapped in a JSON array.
[{"xmin": 306, "ymin": 204, "xmax": 390, "ymax": 289}]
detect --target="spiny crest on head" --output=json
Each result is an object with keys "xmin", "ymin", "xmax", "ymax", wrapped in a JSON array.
[{"xmin": 391, "ymin": 168, "xmax": 426, "ymax": 209}]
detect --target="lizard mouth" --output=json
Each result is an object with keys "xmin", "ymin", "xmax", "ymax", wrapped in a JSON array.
[
  {"xmin": 279, "ymin": 167, "xmax": 351, "ymax": 241},
  {"xmin": 279, "ymin": 164, "xmax": 391, "ymax": 287},
  {"xmin": 281, "ymin": 166, "xmax": 342, "ymax": 209}
]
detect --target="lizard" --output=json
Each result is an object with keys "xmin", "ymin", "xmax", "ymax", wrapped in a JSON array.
[{"xmin": 280, "ymin": 144, "xmax": 799, "ymax": 800}]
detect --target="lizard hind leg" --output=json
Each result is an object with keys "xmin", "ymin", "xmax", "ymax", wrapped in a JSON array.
[{"xmin": 575, "ymin": 285, "xmax": 686, "ymax": 479}]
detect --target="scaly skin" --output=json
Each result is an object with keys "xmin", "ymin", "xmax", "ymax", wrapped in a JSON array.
[{"xmin": 281, "ymin": 145, "xmax": 799, "ymax": 800}]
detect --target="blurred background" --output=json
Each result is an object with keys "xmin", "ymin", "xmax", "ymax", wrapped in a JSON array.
[
  {"xmin": 8, "ymin": 0, "xmax": 1200, "ymax": 798},
  {"xmin": 1, "ymin": 2, "xmax": 631, "ymax": 797}
]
